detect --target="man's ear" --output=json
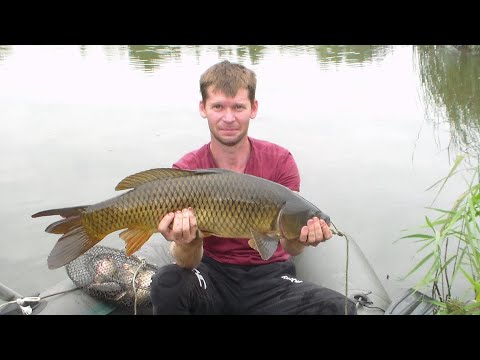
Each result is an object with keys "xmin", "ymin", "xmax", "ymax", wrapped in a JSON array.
[
  {"xmin": 199, "ymin": 100, "xmax": 207, "ymax": 118},
  {"xmin": 250, "ymin": 99, "xmax": 259, "ymax": 119}
]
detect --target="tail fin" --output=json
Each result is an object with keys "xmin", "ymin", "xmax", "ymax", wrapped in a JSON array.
[
  {"xmin": 32, "ymin": 206, "xmax": 101, "ymax": 269},
  {"xmin": 32, "ymin": 205, "xmax": 89, "ymax": 219}
]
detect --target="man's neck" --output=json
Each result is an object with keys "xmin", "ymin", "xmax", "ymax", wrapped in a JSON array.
[{"xmin": 209, "ymin": 137, "xmax": 251, "ymax": 173}]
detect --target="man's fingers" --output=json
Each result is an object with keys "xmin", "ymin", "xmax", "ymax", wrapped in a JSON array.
[
  {"xmin": 159, "ymin": 209, "xmax": 201, "ymax": 244},
  {"xmin": 308, "ymin": 218, "xmax": 320, "ymax": 245},
  {"xmin": 158, "ymin": 212, "xmax": 175, "ymax": 235},
  {"xmin": 181, "ymin": 208, "xmax": 190, "ymax": 239},
  {"xmin": 320, "ymin": 219, "xmax": 333, "ymax": 240},
  {"xmin": 189, "ymin": 207, "xmax": 198, "ymax": 238},
  {"xmin": 301, "ymin": 218, "xmax": 335, "ymax": 247},
  {"xmin": 299, "ymin": 225, "xmax": 308, "ymax": 243}
]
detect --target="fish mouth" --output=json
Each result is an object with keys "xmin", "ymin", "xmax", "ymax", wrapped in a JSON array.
[{"xmin": 317, "ymin": 212, "xmax": 331, "ymax": 226}]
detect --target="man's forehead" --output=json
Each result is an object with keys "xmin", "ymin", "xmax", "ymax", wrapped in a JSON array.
[{"xmin": 207, "ymin": 87, "xmax": 250, "ymax": 100}]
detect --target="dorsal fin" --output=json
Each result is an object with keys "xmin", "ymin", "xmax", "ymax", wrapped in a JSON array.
[{"xmin": 115, "ymin": 168, "xmax": 229, "ymax": 191}]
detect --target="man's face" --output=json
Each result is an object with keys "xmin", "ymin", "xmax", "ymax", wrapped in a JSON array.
[{"xmin": 199, "ymin": 86, "xmax": 258, "ymax": 147}]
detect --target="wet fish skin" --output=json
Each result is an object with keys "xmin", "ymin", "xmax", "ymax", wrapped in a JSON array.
[{"xmin": 32, "ymin": 168, "xmax": 330, "ymax": 269}]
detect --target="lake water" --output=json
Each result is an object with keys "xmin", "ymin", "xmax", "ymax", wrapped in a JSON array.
[{"xmin": 1, "ymin": 45, "xmax": 477, "ymax": 302}]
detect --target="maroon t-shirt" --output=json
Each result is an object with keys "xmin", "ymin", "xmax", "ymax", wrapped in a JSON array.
[{"xmin": 173, "ymin": 137, "xmax": 301, "ymax": 265}]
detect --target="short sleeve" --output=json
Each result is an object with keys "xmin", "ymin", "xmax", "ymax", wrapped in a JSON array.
[{"xmin": 275, "ymin": 152, "xmax": 300, "ymax": 192}]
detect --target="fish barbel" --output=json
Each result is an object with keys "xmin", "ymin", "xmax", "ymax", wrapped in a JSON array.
[{"xmin": 32, "ymin": 168, "xmax": 331, "ymax": 269}]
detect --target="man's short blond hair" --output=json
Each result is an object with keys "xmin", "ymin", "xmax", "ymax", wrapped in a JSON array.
[{"xmin": 200, "ymin": 60, "xmax": 256, "ymax": 104}]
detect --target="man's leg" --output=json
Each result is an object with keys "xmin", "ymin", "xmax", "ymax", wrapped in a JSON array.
[
  {"xmin": 150, "ymin": 257, "xmax": 240, "ymax": 314},
  {"xmin": 150, "ymin": 262, "xmax": 221, "ymax": 314},
  {"xmin": 243, "ymin": 261, "xmax": 357, "ymax": 315}
]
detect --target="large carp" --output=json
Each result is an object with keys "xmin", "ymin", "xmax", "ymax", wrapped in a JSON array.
[{"xmin": 32, "ymin": 168, "xmax": 331, "ymax": 269}]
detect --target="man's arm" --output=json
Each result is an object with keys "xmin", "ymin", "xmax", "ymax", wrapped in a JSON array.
[{"xmin": 170, "ymin": 235, "xmax": 203, "ymax": 269}]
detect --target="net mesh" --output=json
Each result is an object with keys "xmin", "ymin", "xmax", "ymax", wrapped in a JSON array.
[{"xmin": 66, "ymin": 245, "xmax": 159, "ymax": 312}]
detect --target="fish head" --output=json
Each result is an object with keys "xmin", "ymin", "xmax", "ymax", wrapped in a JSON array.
[{"xmin": 279, "ymin": 194, "xmax": 331, "ymax": 240}]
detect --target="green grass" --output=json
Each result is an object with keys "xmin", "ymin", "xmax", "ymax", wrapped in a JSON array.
[{"xmin": 401, "ymin": 154, "xmax": 480, "ymax": 314}]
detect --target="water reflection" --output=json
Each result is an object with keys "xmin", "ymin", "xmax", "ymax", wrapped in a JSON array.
[
  {"xmin": 0, "ymin": 45, "xmax": 12, "ymax": 63},
  {"xmin": 127, "ymin": 45, "xmax": 182, "ymax": 72},
  {"xmin": 235, "ymin": 45, "xmax": 267, "ymax": 65},
  {"xmin": 213, "ymin": 45, "xmax": 265, "ymax": 65},
  {"xmin": 102, "ymin": 45, "xmax": 128, "ymax": 60},
  {"xmin": 415, "ymin": 45, "xmax": 480, "ymax": 153},
  {"xmin": 0, "ymin": 44, "xmax": 396, "ymax": 69},
  {"xmin": 79, "ymin": 45, "xmax": 88, "ymax": 57},
  {"xmin": 312, "ymin": 45, "xmax": 394, "ymax": 68},
  {"xmin": 121, "ymin": 45, "xmax": 397, "ymax": 73}
]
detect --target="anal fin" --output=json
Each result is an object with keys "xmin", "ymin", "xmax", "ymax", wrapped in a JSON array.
[{"xmin": 119, "ymin": 228, "xmax": 155, "ymax": 256}]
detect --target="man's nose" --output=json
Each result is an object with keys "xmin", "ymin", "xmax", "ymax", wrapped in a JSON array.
[{"xmin": 222, "ymin": 108, "xmax": 235, "ymax": 123}]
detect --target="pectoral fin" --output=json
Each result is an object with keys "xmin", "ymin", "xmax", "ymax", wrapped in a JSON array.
[
  {"xmin": 249, "ymin": 229, "xmax": 280, "ymax": 260},
  {"xmin": 119, "ymin": 228, "xmax": 155, "ymax": 256},
  {"xmin": 248, "ymin": 238, "xmax": 259, "ymax": 251}
]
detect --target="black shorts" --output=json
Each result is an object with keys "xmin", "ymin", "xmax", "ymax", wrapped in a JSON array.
[{"xmin": 150, "ymin": 255, "xmax": 357, "ymax": 315}]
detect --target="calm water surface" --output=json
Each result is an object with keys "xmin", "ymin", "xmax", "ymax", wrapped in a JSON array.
[{"xmin": 1, "ymin": 45, "xmax": 478, "ymax": 301}]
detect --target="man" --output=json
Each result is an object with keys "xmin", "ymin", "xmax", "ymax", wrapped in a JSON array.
[{"xmin": 150, "ymin": 60, "xmax": 357, "ymax": 315}]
